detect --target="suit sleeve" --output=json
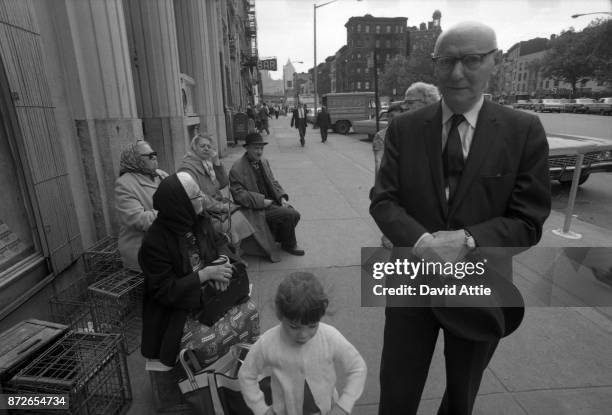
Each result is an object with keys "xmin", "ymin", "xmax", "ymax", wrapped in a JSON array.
[
  {"xmin": 213, "ymin": 164, "xmax": 229, "ymax": 189},
  {"xmin": 467, "ymin": 115, "xmax": 551, "ymax": 247},
  {"xmin": 229, "ymin": 165, "xmax": 267, "ymax": 209},
  {"xmin": 370, "ymin": 119, "xmax": 430, "ymax": 245},
  {"xmin": 290, "ymin": 111, "xmax": 295, "ymax": 127}
]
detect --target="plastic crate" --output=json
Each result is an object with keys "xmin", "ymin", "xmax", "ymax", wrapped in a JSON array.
[
  {"xmin": 82, "ymin": 236, "xmax": 122, "ymax": 283},
  {"xmin": 6, "ymin": 331, "xmax": 131, "ymax": 415},
  {"xmin": 49, "ymin": 278, "xmax": 99, "ymax": 333},
  {"xmin": 88, "ymin": 270, "xmax": 143, "ymax": 354}
]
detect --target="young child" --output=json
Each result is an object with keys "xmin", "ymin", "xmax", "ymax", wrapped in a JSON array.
[{"xmin": 238, "ymin": 272, "xmax": 367, "ymax": 415}]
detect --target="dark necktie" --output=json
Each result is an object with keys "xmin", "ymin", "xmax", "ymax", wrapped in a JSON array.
[{"xmin": 443, "ymin": 114, "xmax": 466, "ymax": 202}]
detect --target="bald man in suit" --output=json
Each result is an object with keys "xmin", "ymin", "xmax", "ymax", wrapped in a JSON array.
[{"xmin": 370, "ymin": 22, "xmax": 551, "ymax": 415}]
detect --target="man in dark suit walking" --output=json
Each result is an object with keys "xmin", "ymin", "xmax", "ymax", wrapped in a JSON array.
[
  {"xmin": 370, "ymin": 22, "xmax": 551, "ymax": 415},
  {"xmin": 290, "ymin": 103, "xmax": 308, "ymax": 147},
  {"xmin": 314, "ymin": 106, "xmax": 332, "ymax": 142}
]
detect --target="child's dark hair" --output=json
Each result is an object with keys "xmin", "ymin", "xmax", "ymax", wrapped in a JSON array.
[{"xmin": 275, "ymin": 272, "xmax": 329, "ymax": 324}]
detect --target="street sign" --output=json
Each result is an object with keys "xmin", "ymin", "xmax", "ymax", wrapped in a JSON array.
[{"xmin": 257, "ymin": 58, "xmax": 277, "ymax": 71}]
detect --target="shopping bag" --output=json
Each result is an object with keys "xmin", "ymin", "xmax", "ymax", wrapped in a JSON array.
[
  {"xmin": 178, "ymin": 344, "xmax": 271, "ymax": 415},
  {"xmin": 182, "ymin": 298, "xmax": 260, "ymax": 367}
]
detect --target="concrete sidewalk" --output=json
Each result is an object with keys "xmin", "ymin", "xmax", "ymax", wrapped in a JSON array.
[{"xmin": 127, "ymin": 116, "xmax": 612, "ymax": 414}]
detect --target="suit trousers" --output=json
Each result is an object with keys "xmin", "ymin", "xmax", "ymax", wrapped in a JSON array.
[
  {"xmin": 264, "ymin": 204, "xmax": 301, "ymax": 248},
  {"xmin": 319, "ymin": 127, "xmax": 328, "ymax": 142},
  {"xmin": 379, "ymin": 307, "xmax": 499, "ymax": 415},
  {"xmin": 298, "ymin": 125, "xmax": 306, "ymax": 145}
]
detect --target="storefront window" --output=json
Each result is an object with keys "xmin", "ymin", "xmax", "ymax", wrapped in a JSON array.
[{"xmin": 0, "ymin": 126, "xmax": 35, "ymax": 273}]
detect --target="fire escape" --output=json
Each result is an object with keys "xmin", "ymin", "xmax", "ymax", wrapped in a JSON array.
[{"xmin": 241, "ymin": 0, "xmax": 258, "ymax": 68}]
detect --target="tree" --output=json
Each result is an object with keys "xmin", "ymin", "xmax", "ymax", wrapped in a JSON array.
[
  {"xmin": 380, "ymin": 54, "xmax": 435, "ymax": 97},
  {"xmin": 582, "ymin": 19, "xmax": 612, "ymax": 85},
  {"xmin": 540, "ymin": 28, "xmax": 594, "ymax": 94}
]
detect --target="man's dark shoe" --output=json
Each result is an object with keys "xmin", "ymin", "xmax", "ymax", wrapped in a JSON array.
[{"xmin": 282, "ymin": 245, "xmax": 305, "ymax": 256}]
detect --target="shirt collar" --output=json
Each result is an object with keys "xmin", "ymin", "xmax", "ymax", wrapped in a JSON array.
[{"xmin": 441, "ymin": 95, "xmax": 484, "ymax": 129}]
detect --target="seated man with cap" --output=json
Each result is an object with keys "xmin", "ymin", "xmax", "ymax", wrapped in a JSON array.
[{"xmin": 229, "ymin": 133, "xmax": 304, "ymax": 261}]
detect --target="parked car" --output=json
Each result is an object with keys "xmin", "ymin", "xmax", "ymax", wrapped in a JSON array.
[
  {"xmin": 512, "ymin": 100, "xmax": 530, "ymax": 109},
  {"xmin": 533, "ymin": 99, "xmax": 563, "ymax": 113},
  {"xmin": 352, "ymin": 110, "xmax": 389, "ymax": 139},
  {"xmin": 526, "ymin": 98, "xmax": 540, "ymax": 110},
  {"xmin": 562, "ymin": 98, "xmax": 597, "ymax": 113},
  {"xmin": 585, "ymin": 97, "xmax": 612, "ymax": 115},
  {"xmin": 548, "ymin": 134, "xmax": 612, "ymax": 185}
]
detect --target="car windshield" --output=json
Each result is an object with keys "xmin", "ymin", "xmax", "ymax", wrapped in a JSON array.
[{"xmin": 543, "ymin": 99, "xmax": 561, "ymax": 104}]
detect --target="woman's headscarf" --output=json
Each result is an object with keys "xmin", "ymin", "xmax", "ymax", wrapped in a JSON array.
[{"xmin": 119, "ymin": 141, "xmax": 158, "ymax": 179}]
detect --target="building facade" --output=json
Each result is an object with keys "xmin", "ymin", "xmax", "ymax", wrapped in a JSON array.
[{"xmin": 0, "ymin": 0, "xmax": 259, "ymax": 330}]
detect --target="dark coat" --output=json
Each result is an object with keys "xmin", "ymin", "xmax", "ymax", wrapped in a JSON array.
[
  {"xmin": 370, "ymin": 100, "xmax": 550, "ymax": 250},
  {"xmin": 139, "ymin": 174, "xmax": 234, "ymax": 366},
  {"xmin": 229, "ymin": 153, "xmax": 286, "ymax": 261},
  {"xmin": 290, "ymin": 108, "xmax": 308, "ymax": 130},
  {"xmin": 315, "ymin": 110, "xmax": 332, "ymax": 130}
]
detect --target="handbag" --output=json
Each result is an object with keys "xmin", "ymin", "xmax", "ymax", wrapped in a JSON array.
[
  {"xmin": 198, "ymin": 261, "xmax": 250, "ymax": 326},
  {"xmin": 178, "ymin": 344, "xmax": 272, "ymax": 415}
]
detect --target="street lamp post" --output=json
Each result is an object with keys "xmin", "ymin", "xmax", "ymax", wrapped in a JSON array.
[
  {"xmin": 314, "ymin": 0, "xmax": 361, "ymax": 112},
  {"xmin": 571, "ymin": 12, "xmax": 612, "ymax": 18}
]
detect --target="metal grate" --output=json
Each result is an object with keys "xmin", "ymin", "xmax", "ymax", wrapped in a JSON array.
[
  {"xmin": 49, "ymin": 278, "xmax": 99, "ymax": 333},
  {"xmin": 548, "ymin": 151, "xmax": 602, "ymax": 169},
  {"xmin": 82, "ymin": 236, "xmax": 122, "ymax": 283},
  {"xmin": 88, "ymin": 270, "xmax": 143, "ymax": 354},
  {"xmin": 6, "ymin": 331, "xmax": 131, "ymax": 415}
]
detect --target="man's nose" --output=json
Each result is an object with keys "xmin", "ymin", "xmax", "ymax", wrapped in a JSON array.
[{"xmin": 449, "ymin": 59, "xmax": 465, "ymax": 79}]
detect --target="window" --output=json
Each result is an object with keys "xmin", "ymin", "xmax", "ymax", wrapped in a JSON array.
[
  {"xmin": 396, "ymin": 25, "xmax": 401, "ymax": 33},
  {"xmin": 357, "ymin": 24, "xmax": 361, "ymax": 32},
  {"xmin": 357, "ymin": 53, "xmax": 361, "ymax": 59},
  {"xmin": 385, "ymin": 40, "xmax": 391, "ymax": 48},
  {"xmin": 357, "ymin": 67, "xmax": 361, "ymax": 73},
  {"xmin": 375, "ymin": 39, "xmax": 380, "ymax": 48},
  {"xmin": 357, "ymin": 82, "xmax": 361, "ymax": 89},
  {"xmin": 375, "ymin": 25, "xmax": 381, "ymax": 34},
  {"xmin": 365, "ymin": 81, "xmax": 370, "ymax": 89},
  {"xmin": 365, "ymin": 25, "xmax": 370, "ymax": 33},
  {"xmin": 287, "ymin": 80, "xmax": 292, "ymax": 88},
  {"xmin": 554, "ymin": 80, "xmax": 559, "ymax": 87},
  {"xmin": 386, "ymin": 25, "xmax": 391, "ymax": 33},
  {"xmin": 364, "ymin": 67, "xmax": 369, "ymax": 74}
]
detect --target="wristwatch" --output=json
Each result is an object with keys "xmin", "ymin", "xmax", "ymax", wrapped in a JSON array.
[{"xmin": 464, "ymin": 229, "xmax": 476, "ymax": 250}]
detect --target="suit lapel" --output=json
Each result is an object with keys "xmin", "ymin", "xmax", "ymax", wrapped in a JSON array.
[
  {"xmin": 448, "ymin": 101, "xmax": 497, "ymax": 217},
  {"xmin": 424, "ymin": 104, "xmax": 447, "ymax": 217}
]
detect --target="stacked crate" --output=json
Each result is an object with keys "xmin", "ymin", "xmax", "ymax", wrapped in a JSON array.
[
  {"xmin": 49, "ymin": 277, "xmax": 98, "ymax": 333},
  {"xmin": 6, "ymin": 331, "xmax": 132, "ymax": 415},
  {"xmin": 88, "ymin": 269, "xmax": 144, "ymax": 353},
  {"xmin": 82, "ymin": 236, "xmax": 122, "ymax": 283}
]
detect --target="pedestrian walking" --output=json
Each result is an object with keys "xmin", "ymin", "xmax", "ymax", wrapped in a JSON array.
[
  {"xmin": 291, "ymin": 103, "xmax": 308, "ymax": 147},
  {"xmin": 371, "ymin": 21, "xmax": 551, "ymax": 415},
  {"xmin": 257, "ymin": 104, "xmax": 270, "ymax": 135},
  {"xmin": 314, "ymin": 106, "xmax": 332, "ymax": 143},
  {"xmin": 239, "ymin": 272, "xmax": 367, "ymax": 415}
]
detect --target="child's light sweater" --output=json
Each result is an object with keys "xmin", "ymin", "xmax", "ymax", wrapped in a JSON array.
[{"xmin": 238, "ymin": 322, "xmax": 367, "ymax": 415}]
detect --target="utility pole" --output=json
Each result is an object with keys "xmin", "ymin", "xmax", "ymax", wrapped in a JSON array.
[{"xmin": 374, "ymin": 47, "xmax": 380, "ymax": 132}]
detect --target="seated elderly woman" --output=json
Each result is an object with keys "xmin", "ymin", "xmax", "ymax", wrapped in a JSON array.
[
  {"xmin": 372, "ymin": 82, "xmax": 440, "ymax": 248},
  {"xmin": 115, "ymin": 140, "xmax": 168, "ymax": 271},
  {"xmin": 178, "ymin": 133, "xmax": 255, "ymax": 248},
  {"xmin": 138, "ymin": 172, "xmax": 238, "ymax": 369}
]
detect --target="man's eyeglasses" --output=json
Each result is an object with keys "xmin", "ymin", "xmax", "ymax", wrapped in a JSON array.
[
  {"xmin": 139, "ymin": 152, "xmax": 158, "ymax": 160},
  {"xmin": 432, "ymin": 49, "xmax": 497, "ymax": 71}
]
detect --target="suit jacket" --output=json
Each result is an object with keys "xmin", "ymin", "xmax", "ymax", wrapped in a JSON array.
[
  {"xmin": 315, "ymin": 111, "xmax": 332, "ymax": 129},
  {"xmin": 229, "ymin": 154, "xmax": 287, "ymax": 260},
  {"xmin": 370, "ymin": 100, "xmax": 551, "ymax": 273},
  {"xmin": 290, "ymin": 108, "xmax": 308, "ymax": 130}
]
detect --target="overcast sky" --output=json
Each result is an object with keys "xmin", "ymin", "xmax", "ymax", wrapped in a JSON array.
[{"xmin": 255, "ymin": 0, "xmax": 611, "ymax": 79}]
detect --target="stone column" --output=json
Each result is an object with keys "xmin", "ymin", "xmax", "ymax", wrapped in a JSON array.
[
  {"xmin": 174, "ymin": 0, "xmax": 227, "ymax": 154},
  {"xmin": 123, "ymin": 0, "xmax": 186, "ymax": 172},
  {"xmin": 51, "ymin": 0, "xmax": 142, "ymax": 237}
]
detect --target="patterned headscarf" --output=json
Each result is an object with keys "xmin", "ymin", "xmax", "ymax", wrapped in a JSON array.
[{"xmin": 119, "ymin": 141, "xmax": 158, "ymax": 179}]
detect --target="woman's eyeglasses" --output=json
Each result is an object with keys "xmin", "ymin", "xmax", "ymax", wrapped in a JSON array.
[
  {"xmin": 189, "ymin": 190, "xmax": 204, "ymax": 201},
  {"xmin": 139, "ymin": 152, "xmax": 158, "ymax": 160}
]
